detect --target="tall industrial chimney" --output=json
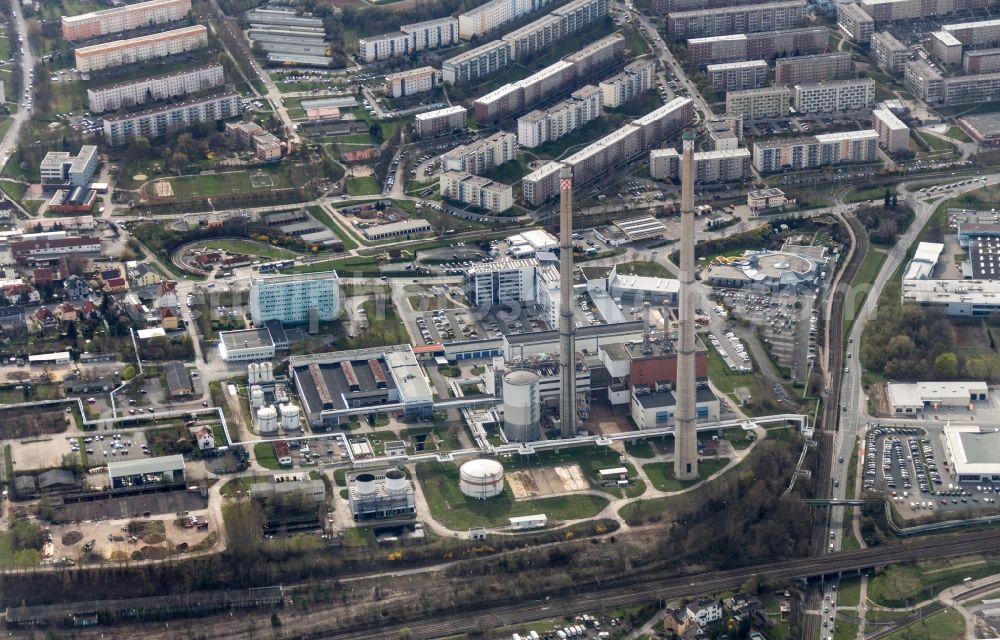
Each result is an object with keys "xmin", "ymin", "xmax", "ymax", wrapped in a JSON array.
[
  {"xmin": 558, "ymin": 165, "xmax": 577, "ymax": 438},
  {"xmin": 674, "ymin": 129, "xmax": 699, "ymax": 481}
]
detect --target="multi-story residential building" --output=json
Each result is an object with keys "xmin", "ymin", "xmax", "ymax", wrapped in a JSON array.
[
  {"xmin": 774, "ymin": 52, "xmax": 853, "ymax": 85},
  {"xmin": 904, "ymin": 59, "xmax": 946, "ymax": 102},
  {"xmin": 706, "ymin": 114, "xmax": 743, "ymax": 150},
  {"xmin": 439, "ymin": 170, "xmax": 514, "ymax": 212},
  {"xmin": 102, "ymin": 92, "xmax": 241, "ymax": 145},
  {"xmin": 442, "ymin": 40, "xmax": 512, "ymax": 84},
  {"xmin": 502, "ymin": 0, "xmax": 608, "ymax": 60},
  {"xmin": 903, "ymin": 58, "xmax": 1000, "ymax": 104},
  {"xmin": 73, "ymin": 25, "xmax": 208, "ymax": 72},
  {"xmin": 649, "ymin": 147, "xmax": 751, "ymax": 182},
  {"xmin": 667, "ymin": 0, "xmax": 806, "ymax": 39},
  {"xmin": 458, "ymin": 0, "xmax": 553, "ymax": 39},
  {"xmin": 861, "ymin": 0, "xmax": 992, "ymax": 24},
  {"xmin": 248, "ymin": 271, "xmax": 341, "ymax": 325},
  {"xmin": 225, "ymin": 122, "xmax": 282, "ymax": 162},
  {"xmin": 706, "ymin": 60, "xmax": 768, "ymax": 91},
  {"xmin": 838, "ymin": 3, "xmax": 874, "ymax": 43},
  {"xmin": 40, "ymin": 146, "xmax": 99, "ymax": 189},
  {"xmin": 688, "ymin": 27, "xmax": 827, "ymax": 65},
  {"xmin": 357, "ymin": 17, "xmax": 459, "ymax": 63},
  {"xmin": 964, "ymin": 48, "xmax": 1000, "ymax": 73},
  {"xmin": 873, "ymin": 107, "xmax": 910, "ymax": 152},
  {"xmin": 792, "ymin": 78, "xmax": 875, "ymax": 113},
  {"xmin": 564, "ymin": 31, "xmax": 625, "ymax": 76},
  {"xmin": 942, "ymin": 17, "xmax": 1000, "ymax": 47},
  {"xmin": 752, "ymin": 129, "xmax": 879, "ymax": 172},
  {"xmin": 86, "ymin": 63, "xmax": 224, "ymax": 113},
  {"xmin": 599, "ymin": 58, "xmax": 655, "ymax": 108},
  {"xmin": 518, "ymin": 84, "xmax": 602, "ymax": 148},
  {"xmin": 442, "ymin": 131, "xmax": 518, "ymax": 174},
  {"xmin": 653, "ymin": 0, "xmax": 737, "ymax": 12},
  {"xmin": 725, "ymin": 86, "xmax": 790, "ymax": 119},
  {"xmin": 61, "ymin": 0, "xmax": 190, "ymax": 41},
  {"xmin": 871, "ymin": 31, "xmax": 909, "ymax": 74},
  {"xmin": 464, "ymin": 258, "xmax": 538, "ymax": 305},
  {"xmin": 930, "ymin": 30, "xmax": 963, "ymax": 65},
  {"xmin": 385, "ymin": 66, "xmax": 441, "ymax": 98},
  {"xmin": 415, "ymin": 105, "xmax": 468, "ymax": 137},
  {"xmin": 522, "ymin": 98, "xmax": 694, "ymax": 205}
]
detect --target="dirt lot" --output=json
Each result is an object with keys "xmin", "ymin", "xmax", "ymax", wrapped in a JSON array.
[
  {"xmin": 506, "ymin": 464, "xmax": 588, "ymax": 498},
  {"xmin": 0, "ymin": 406, "xmax": 70, "ymax": 439},
  {"xmin": 47, "ymin": 512, "xmax": 216, "ymax": 563},
  {"xmin": 9, "ymin": 434, "xmax": 77, "ymax": 471},
  {"xmin": 56, "ymin": 488, "xmax": 208, "ymax": 522},
  {"xmin": 954, "ymin": 322, "xmax": 991, "ymax": 349},
  {"xmin": 588, "ymin": 404, "xmax": 631, "ymax": 435}
]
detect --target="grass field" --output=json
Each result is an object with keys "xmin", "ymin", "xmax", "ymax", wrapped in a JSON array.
[
  {"xmin": 190, "ymin": 239, "xmax": 298, "ymax": 259},
  {"xmin": 345, "ymin": 176, "xmax": 380, "ymax": 196},
  {"xmin": 833, "ymin": 621, "xmax": 858, "ymax": 640},
  {"xmin": 642, "ymin": 457, "xmax": 730, "ymax": 492},
  {"xmin": 837, "ymin": 576, "xmax": 861, "ymax": 607},
  {"xmin": 843, "ymin": 248, "xmax": 887, "ymax": 335},
  {"xmin": 0, "ymin": 520, "xmax": 42, "ymax": 568},
  {"xmin": 945, "ymin": 126, "xmax": 971, "ymax": 142},
  {"xmin": 879, "ymin": 608, "xmax": 965, "ymax": 640},
  {"xmin": 154, "ymin": 171, "xmax": 281, "ymax": 198},
  {"xmin": 706, "ymin": 348, "xmax": 754, "ymax": 394},
  {"xmin": 253, "ymin": 442, "xmax": 281, "ymax": 470},
  {"xmin": 415, "ymin": 461, "xmax": 610, "ymax": 529},
  {"xmin": 615, "ymin": 260, "xmax": 672, "ymax": 277},
  {"xmin": 0, "ymin": 178, "xmax": 26, "ymax": 203},
  {"xmin": 845, "ymin": 186, "xmax": 893, "ymax": 204},
  {"xmin": 918, "ymin": 130, "xmax": 956, "ymax": 153},
  {"xmin": 868, "ymin": 555, "xmax": 1000, "ymax": 607}
]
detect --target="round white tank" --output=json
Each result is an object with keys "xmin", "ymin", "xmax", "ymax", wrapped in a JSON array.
[
  {"xmin": 459, "ymin": 459, "xmax": 505, "ymax": 499},
  {"xmin": 248, "ymin": 363, "xmax": 259, "ymax": 384},
  {"xmin": 261, "ymin": 362, "xmax": 273, "ymax": 383},
  {"xmin": 250, "ymin": 385, "xmax": 264, "ymax": 409},
  {"xmin": 257, "ymin": 405, "xmax": 278, "ymax": 434},
  {"xmin": 385, "ymin": 468, "xmax": 407, "ymax": 493},
  {"xmin": 354, "ymin": 472, "xmax": 377, "ymax": 496},
  {"xmin": 502, "ymin": 369, "xmax": 541, "ymax": 442},
  {"xmin": 280, "ymin": 404, "xmax": 300, "ymax": 430}
]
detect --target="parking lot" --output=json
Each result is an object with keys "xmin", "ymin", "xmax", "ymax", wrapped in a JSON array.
[{"xmin": 709, "ymin": 330, "xmax": 752, "ymax": 372}]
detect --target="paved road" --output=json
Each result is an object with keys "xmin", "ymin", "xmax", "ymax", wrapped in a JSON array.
[{"xmin": 0, "ymin": 0, "xmax": 34, "ymax": 174}]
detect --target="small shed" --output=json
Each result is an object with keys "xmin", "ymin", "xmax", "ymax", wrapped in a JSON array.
[{"xmin": 509, "ymin": 514, "xmax": 547, "ymax": 531}]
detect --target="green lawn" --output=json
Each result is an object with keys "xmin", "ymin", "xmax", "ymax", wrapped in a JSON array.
[
  {"xmin": 308, "ymin": 204, "xmax": 360, "ymax": 250},
  {"xmin": 0, "ymin": 178, "xmax": 26, "ymax": 203},
  {"xmin": 868, "ymin": 555, "xmax": 1000, "ymax": 607},
  {"xmin": 845, "ymin": 186, "xmax": 893, "ymax": 204},
  {"xmin": 918, "ymin": 130, "xmax": 956, "ymax": 153},
  {"xmin": 190, "ymin": 239, "xmax": 298, "ymax": 260},
  {"xmin": 615, "ymin": 260, "xmax": 672, "ymax": 277},
  {"xmin": 642, "ymin": 458, "xmax": 730, "ymax": 492},
  {"xmin": 533, "ymin": 117, "xmax": 614, "ymax": 159},
  {"xmin": 0, "ymin": 520, "xmax": 43, "ymax": 568},
  {"xmin": 833, "ymin": 621, "xmax": 858, "ymax": 640},
  {"xmin": 154, "ymin": 171, "xmax": 277, "ymax": 197},
  {"xmin": 706, "ymin": 348, "xmax": 754, "ymax": 394},
  {"xmin": 837, "ymin": 576, "xmax": 861, "ymax": 607},
  {"xmin": 945, "ymin": 126, "xmax": 971, "ymax": 142},
  {"xmin": 415, "ymin": 461, "xmax": 610, "ymax": 529},
  {"xmin": 253, "ymin": 442, "xmax": 281, "ymax": 470},
  {"xmin": 720, "ymin": 427, "xmax": 753, "ymax": 450},
  {"xmin": 478, "ymin": 153, "xmax": 532, "ymax": 184},
  {"xmin": 878, "ymin": 608, "xmax": 965, "ymax": 640},
  {"xmin": 623, "ymin": 439, "xmax": 657, "ymax": 459},
  {"xmin": 843, "ymin": 248, "xmax": 887, "ymax": 335},
  {"xmin": 345, "ymin": 176, "xmax": 381, "ymax": 196}
]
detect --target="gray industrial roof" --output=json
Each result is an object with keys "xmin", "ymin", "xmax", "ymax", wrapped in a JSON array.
[
  {"xmin": 163, "ymin": 361, "xmax": 192, "ymax": 395},
  {"xmin": 107, "ymin": 454, "xmax": 185, "ymax": 478},
  {"xmin": 221, "ymin": 328, "xmax": 274, "ymax": 350}
]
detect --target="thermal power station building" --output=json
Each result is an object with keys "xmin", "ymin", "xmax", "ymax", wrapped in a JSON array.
[
  {"xmin": 248, "ymin": 271, "xmax": 342, "ymax": 325},
  {"xmin": 501, "ymin": 369, "xmax": 542, "ymax": 441},
  {"xmin": 290, "ymin": 346, "xmax": 434, "ymax": 427},
  {"xmin": 347, "ymin": 469, "xmax": 416, "ymax": 520},
  {"xmin": 86, "ymin": 63, "xmax": 225, "ymax": 113},
  {"xmin": 73, "ymin": 25, "xmax": 208, "ymax": 72},
  {"xmin": 61, "ymin": 0, "xmax": 191, "ymax": 40}
]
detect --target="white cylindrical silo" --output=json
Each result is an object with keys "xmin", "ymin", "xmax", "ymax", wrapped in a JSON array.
[
  {"xmin": 250, "ymin": 385, "xmax": 264, "ymax": 409},
  {"xmin": 459, "ymin": 459, "xmax": 505, "ymax": 499},
  {"xmin": 280, "ymin": 404, "xmax": 300, "ymax": 430},
  {"xmin": 257, "ymin": 405, "xmax": 278, "ymax": 434},
  {"xmin": 354, "ymin": 472, "xmax": 377, "ymax": 496},
  {"xmin": 248, "ymin": 363, "xmax": 259, "ymax": 384},
  {"xmin": 502, "ymin": 369, "xmax": 541, "ymax": 442},
  {"xmin": 385, "ymin": 468, "xmax": 407, "ymax": 493},
  {"xmin": 261, "ymin": 362, "xmax": 273, "ymax": 383}
]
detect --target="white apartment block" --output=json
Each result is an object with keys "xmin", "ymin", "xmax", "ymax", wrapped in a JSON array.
[
  {"xmin": 725, "ymin": 86, "xmax": 790, "ymax": 119},
  {"xmin": 39, "ymin": 146, "xmax": 99, "ymax": 188},
  {"xmin": 942, "ymin": 18, "xmax": 1000, "ymax": 47},
  {"xmin": 752, "ymin": 129, "xmax": 878, "ymax": 172},
  {"xmin": 501, "ymin": 0, "xmax": 608, "ymax": 60},
  {"xmin": 61, "ymin": 0, "xmax": 190, "ymax": 41},
  {"xmin": 442, "ymin": 40, "xmax": 512, "ymax": 84},
  {"xmin": 873, "ymin": 107, "xmax": 910, "ymax": 152},
  {"xmin": 599, "ymin": 59, "xmax": 655, "ymax": 109},
  {"xmin": 358, "ymin": 17, "xmax": 459, "ymax": 63},
  {"xmin": 930, "ymin": 30, "xmax": 963, "ymax": 65},
  {"xmin": 871, "ymin": 31, "xmax": 909, "ymax": 74},
  {"xmin": 904, "ymin": 58, "xmax": 1000, "ymax": 104},
  {"xmin": 248, "ymin": 271, "xmax": 342, "ymax": 325},
  {"xmin": 358, "ymin": 32, "xmax": 411, "ymax": 63},
  {"xmin": 86, "ymin": 63, "xmax": 224, "ymax": 113},
  {"xmin": 458, "ymin": 0, "xmax": 552, "ymax": 39},
  {"xmin": 838, "ymin": 3, "xmax": 874, "ymax": 43},
  {"xmin": 415, "ymin": 105, "xmax": 468, "ymax": 137},
  {"xmin": 792, "ymin": 78, "xmax": 875, "ymax": 113},
  {"xmin": 74, "ymin": 25, "xmax": 208, "ymax": 73},
  {"xmin": 439, "ymin": 170, "xmax": 514, "ymax": 212},
  {"xmin": 518, "ymin": 84, "xmax": 602, "ymax": 148},
  {"xmin": 443, "ymin": 131, "xmax": 518, "ymax": 174},
  {"xmin": 103, "ymin": 92, "xmax": 241, "ymax": 145},
  {"xmin": 649, "ymin": 147, "xmax": 751, "ymax": 183},
  {"xmin": 385, "ymin": 66, "xmax": 441, "ymax": 98},
  {"xmin": 706, "ymin": 60, "xmax": 768, "ymax": 92}
]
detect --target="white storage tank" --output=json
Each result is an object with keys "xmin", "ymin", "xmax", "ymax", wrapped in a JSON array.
[
  {"xmin": 354, "ymin": 472, "xmax": 377, "ymax": 496},
  {"xmin": 257, "ymin": 405, "xmax": 278, "ymax": 434},
  {"xmin": 459, "ymin": 459, "xmax": 505, "ymax": 499},
  {"xmin": 385, "ymin": 468, "xmax": 407, "ymax": 493},
  {"xmin": 260, "ymin": 362, "xmax": 274, "ymax": 383},
  {"xmin": 280, "ymin": 403, "xmax": 300, "ymax": 430},
  {"xmin": 502, "ymin": 369, "xmax": 541, "ymax": 442},
  {"xmin": 248, "ymin": 363, "xmax": 259, "ymax": 384},
  {"xmin": 250, "ymin": 385, "xmax": 264, "ymax": 409}
]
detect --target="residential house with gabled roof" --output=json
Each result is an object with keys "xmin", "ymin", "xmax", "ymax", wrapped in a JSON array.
[{"xmin": 57, "ymin": 302, "xmax": 78, "ymax": 322}]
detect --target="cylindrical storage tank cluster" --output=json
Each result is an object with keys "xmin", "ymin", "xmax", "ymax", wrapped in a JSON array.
[
  {"xmin": 502, "ymin": 369, "xmax": 541, "ymax": 442},
  {"xmin": 385, "ymin": 468, "xmax": 407, "ymax": 493},
  {"xmin": 250, "ymin": 385, "xmax": 264, "ymax": 408},
  {"xmin": 459, "ymin": 459, "xmax": 505, "ymax": 499},
  {"xmin": 248, "ymin": 363, "xmax": 260, "ymax": 384},
  {"xmin": 257, "ymin": 405, "xmax": 278, "ymax": 434},
  {"xmin": 260, "ymin": 362, "xmax": 274, "ymax": 383},
  {"xmin": 354, "ymin": 473, "xmax": 377, "ymax": 496},
  {"xmin": 280, "ymin": 403, "xmax": 300, "ymax": 430}
]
